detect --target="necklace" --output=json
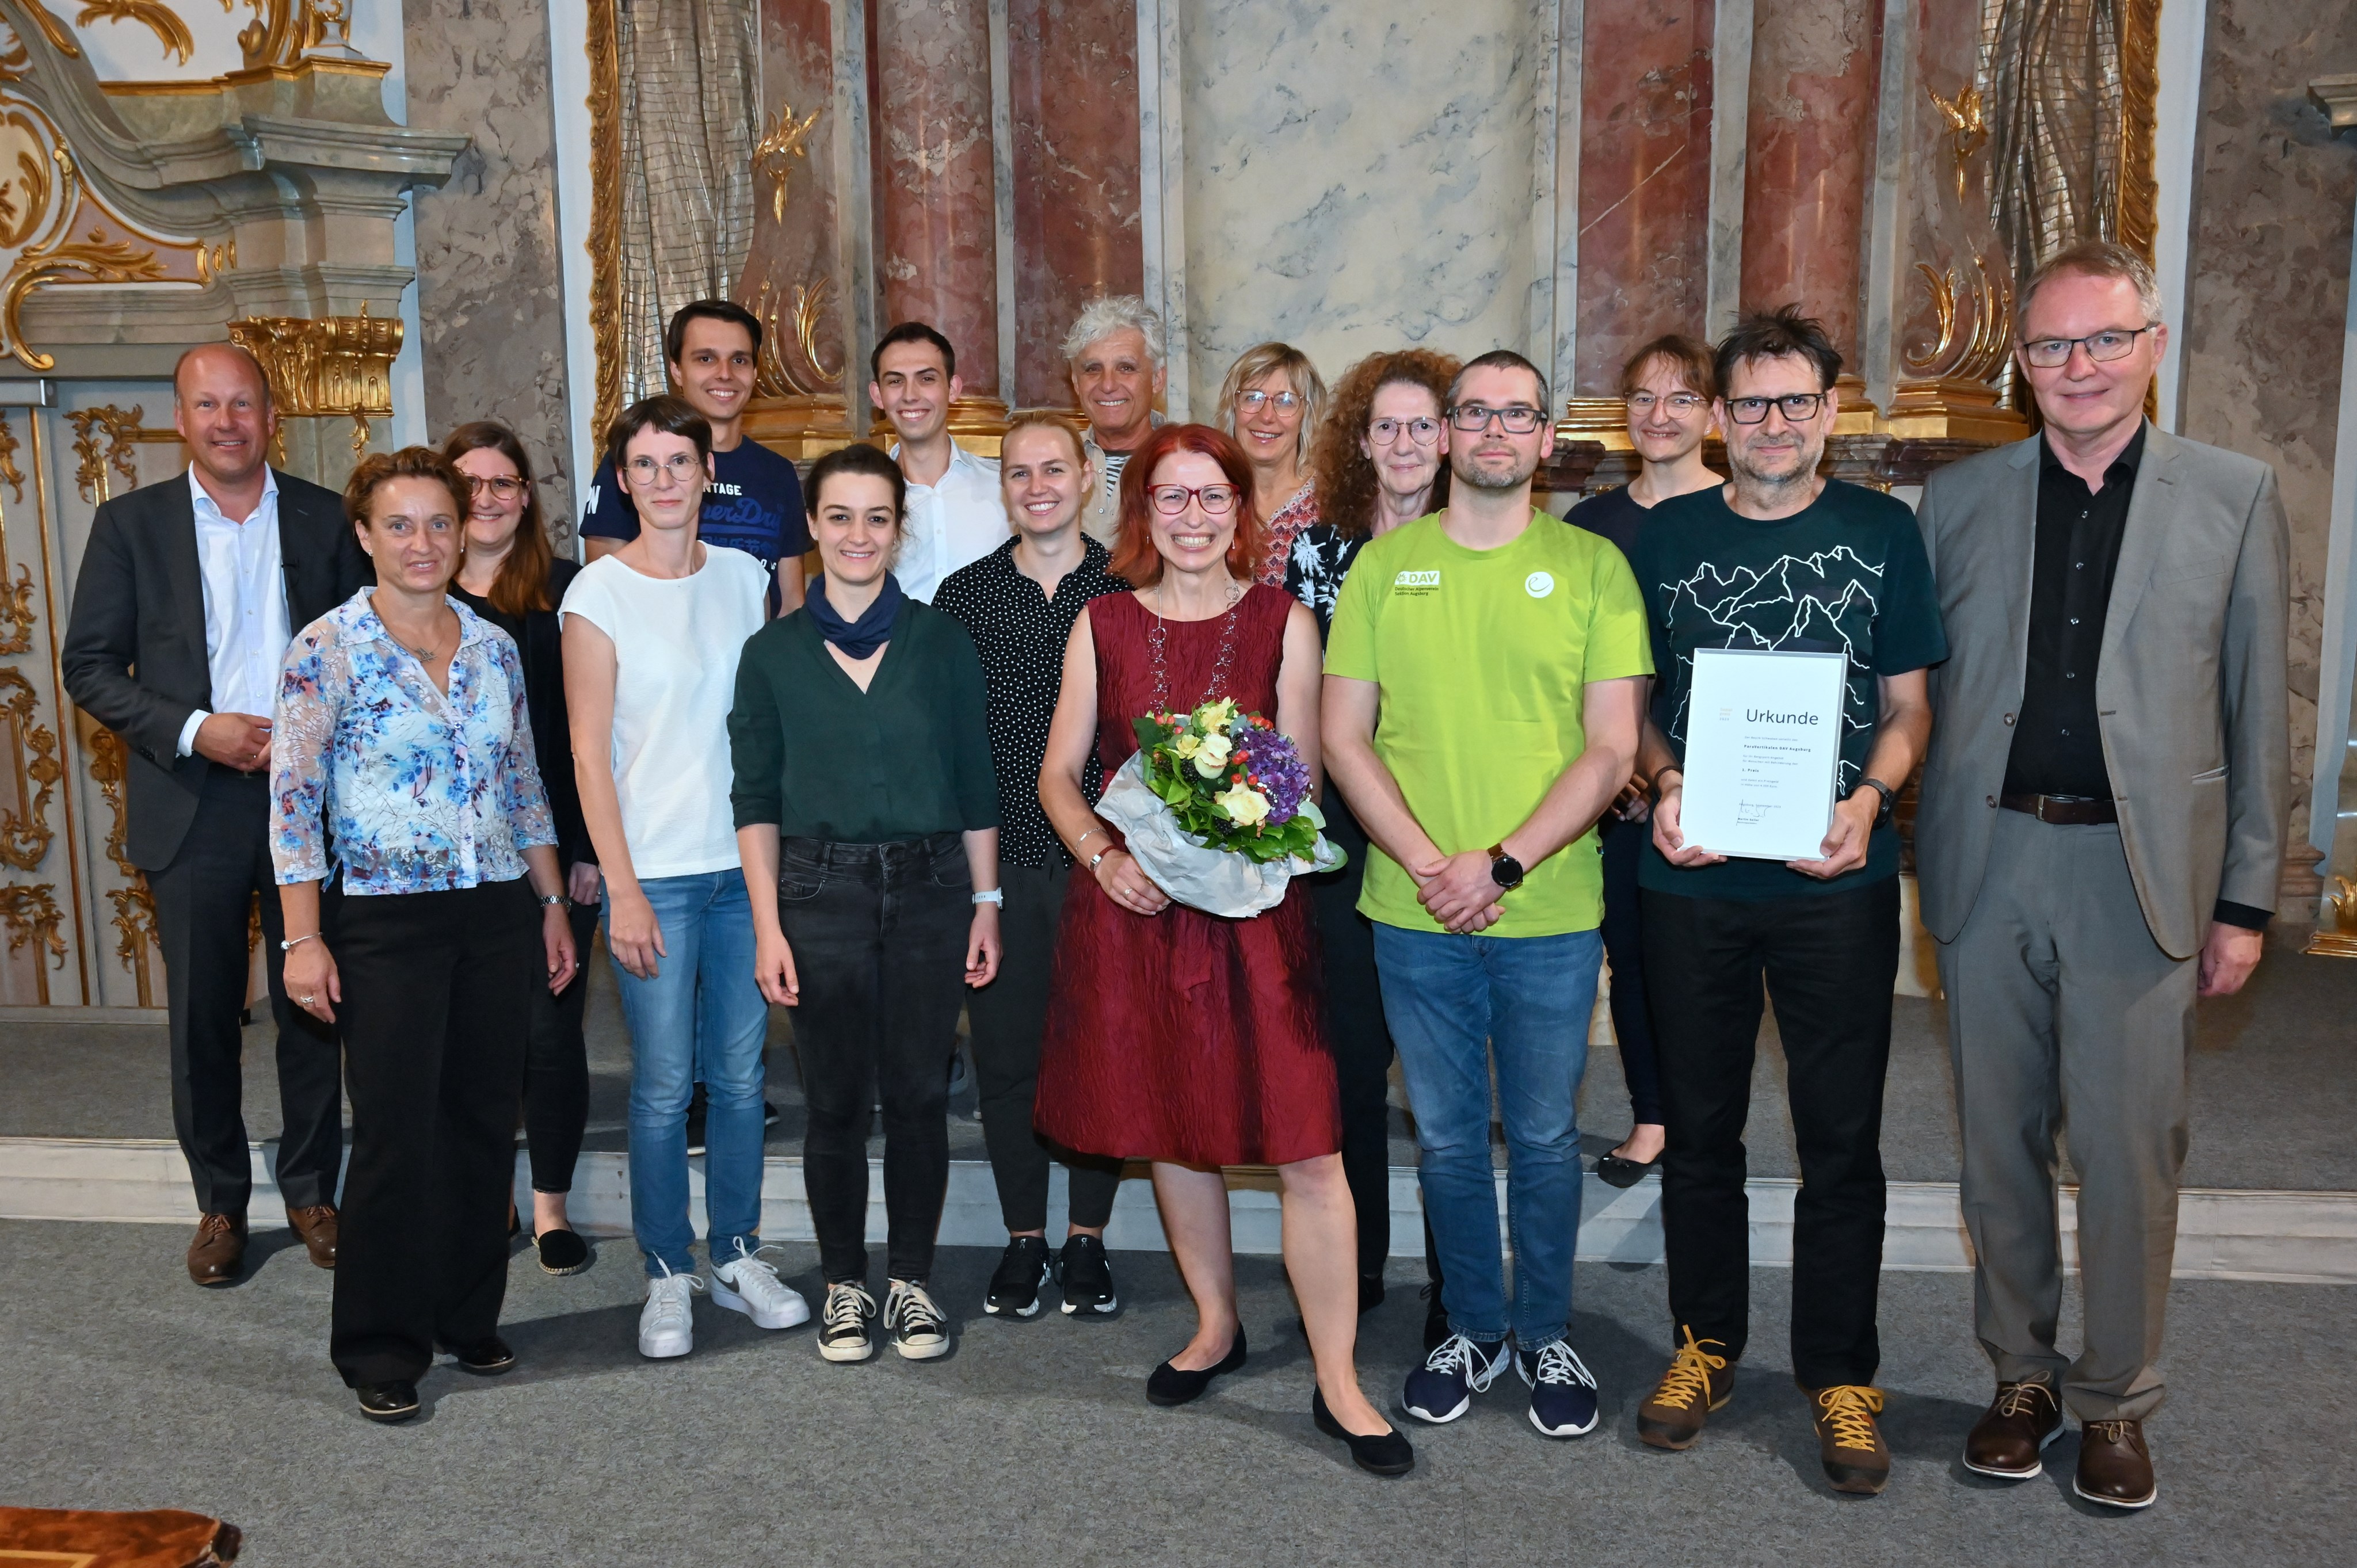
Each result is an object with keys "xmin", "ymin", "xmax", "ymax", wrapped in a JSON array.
[
  {"xmin": 386, "ymin": 610, "xmax": 451, "ymax": 663},
  {"xmin": 1146, "ymin": 577, "xmax": 1244, "ymax": 713}
]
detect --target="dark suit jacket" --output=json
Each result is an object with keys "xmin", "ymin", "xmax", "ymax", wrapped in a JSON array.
[
  {"xmin": 60, "ymin": 468, "xmax": 372, "ymax": 871},
  {"xmin": 453, "ymin": 556, "xmax": 594, "ymax": 868}
]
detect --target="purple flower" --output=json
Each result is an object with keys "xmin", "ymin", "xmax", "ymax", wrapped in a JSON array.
[{"xmin": 1231, "ymin": 724, "xmax": 1309, "ymax": 824}]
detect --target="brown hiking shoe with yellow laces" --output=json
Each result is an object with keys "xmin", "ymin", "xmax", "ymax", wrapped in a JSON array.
[
  {"xmin": 1636, "ymin": 1326, "xmax": 1736, "ymax": 1450},
  {"xmin": 1810, "ymin": 1384, "xmax": 1891, "ymax": 1495}
]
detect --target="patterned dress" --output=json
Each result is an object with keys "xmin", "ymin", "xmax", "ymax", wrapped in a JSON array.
[{"xmin": 1254, "ymin": 483, "xmax": 1319, "ymax": 587}]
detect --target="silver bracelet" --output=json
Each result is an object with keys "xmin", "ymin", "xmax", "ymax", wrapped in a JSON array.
[
  {"xmin": 279, "ymin": 932, "xmax": 321, "ymax": 953},
  {"xmin": 971, "ymin": 888, "xmax": 1004, "ymax": 907}
]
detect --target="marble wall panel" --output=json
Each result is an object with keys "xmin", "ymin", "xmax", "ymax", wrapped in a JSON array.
[
  {"xmin": 735, "ymin": 0, "xmax": 844, "ymax": 395},
  {"xmin": 1573, "ymin": 0, "xmax": 1718, "ymax": 395},
  {"xmin": 1893, "ymin": 0, "xmax": 2000, "ymax": 385},
  {"xmin": 1741, "ymin": 0, "xmax": 1879, "ymax": 358},
  {"xmin": 1176, "ymin": 0, "xmax": 1542, "ymax": 410},
  {"xmin": 1010, "ymin": 0, "xmax": 1143, "ymax": 409},
  {"xmin": 2179, "ymin": 1, "xmax": 2357, "ymax": 849},
  {"xmin": 403, "ymin": 0, "xmax": 576, "ymax": 521},
  {"xmin": 872, "ymin": 0, "xmax": 1001, "ymax": 391}
]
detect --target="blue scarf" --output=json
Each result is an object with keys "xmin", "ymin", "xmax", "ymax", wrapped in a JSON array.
[{"xmin": 807, "ymin": 571, "xmax": 903, "ymax": 659}]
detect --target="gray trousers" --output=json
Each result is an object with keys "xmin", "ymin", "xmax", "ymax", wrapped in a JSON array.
[{"xmin": 1935, "ymin": 811, "xmax": 2196, "ymax": 1424}]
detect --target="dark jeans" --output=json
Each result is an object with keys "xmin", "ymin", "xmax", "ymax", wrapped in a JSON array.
[
  {"xmin": 522, "ymin": 897, "xmax": 601, "ymax": 1194},
  {"xmin": 330, "ymin": 878, "xmax": 537, "ymax": 1387},
  {"xmin": 1641, "ymin": 877, "xmax": 1900, "ymax": 1388},
  {"xmin": 965, "ymin": 860, "xmax": 1122, "ymax": 1234},
  {"xmin": 779, "ymin": 834, "xmax": 971, "ymax": 1285},
  {"xmin": 1308, "ymin": 790, "xmax": 1394, "ymax": 1279},
  {"xmin": 1598, "ymin": 813, "xmax": 1662, "ymax": 1127},
  {"xmin": 148, "ymin": 765, "xmax": 342, "ymax": 1215}
]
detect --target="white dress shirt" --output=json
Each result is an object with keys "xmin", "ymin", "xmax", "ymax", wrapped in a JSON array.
[
  {"xmin": 892, "ymin": 441, "xmax": 1008, "ymax": 603},
  {"xmin": 175, "ymin": 466, "xmax": 290, "ymax": 756}
]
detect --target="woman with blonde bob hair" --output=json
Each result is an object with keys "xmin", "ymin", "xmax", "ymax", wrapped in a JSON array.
[{"xmin": 1214, "ymin": 341, "xmax": 1327, "ymax": 585}]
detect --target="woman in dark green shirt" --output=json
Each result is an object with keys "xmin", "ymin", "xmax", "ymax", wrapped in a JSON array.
[{"xmin": 729, "ymin": 441, "xmax": 1002, "ymax": 1367}]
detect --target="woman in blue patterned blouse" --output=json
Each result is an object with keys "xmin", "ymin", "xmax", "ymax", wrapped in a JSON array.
[{"xmin": 269, "ymin": 446, "xmax": 578, "ymax": 1425}]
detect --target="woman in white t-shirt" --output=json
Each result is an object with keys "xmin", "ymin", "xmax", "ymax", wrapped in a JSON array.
[{"xmin": 562, "ymin": 396, "xmax": 807, "ymax": 1360}]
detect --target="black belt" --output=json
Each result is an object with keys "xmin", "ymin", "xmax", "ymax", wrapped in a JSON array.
[{"xmin": 1999, "ymin": 792, "xmax": 2117, "ymax": 825}]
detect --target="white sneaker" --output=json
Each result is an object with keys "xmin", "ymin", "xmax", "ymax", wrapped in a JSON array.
[
  {"xmin": 884, "ymin": 1277, "xmax": 951, "ymax": 1361},
  {"xmin": 638, "ymin": 1262, "xmax": 704, "ymax": 1359},
  {"xmin": 711, "ymin": 1243, "xmax": 811, "ymax": 1330}
]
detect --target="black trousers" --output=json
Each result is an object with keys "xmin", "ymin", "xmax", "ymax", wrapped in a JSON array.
[
  {"xmin": 779, "ymin": 834, "xmax": 970, "ymax": 1285},
  {"xmin": 1641, "ymin": 877, "xmax": 1900, "ymax": 1389},
  {"xmin": 330, "ymin": 879, "xmax": 537, "ymax": 1387},
  {"xmin": 1597, "ymin": 814, "xmax": 1662, "ymax": 1127},
  {"xmin": 1308, "ymin": 791, "xmax": 1394, "ymax": 1279},
  {"xmin": 965, "ymin": 860, "xmax": 1123, "ymax": 1234},
  {"xmin": 522, "ymin": 898, "xmax": 601, "ymax": 1194},
  {"xmin": 146, "ymin": 765, "xmax": 342, "ymax": 1215}
]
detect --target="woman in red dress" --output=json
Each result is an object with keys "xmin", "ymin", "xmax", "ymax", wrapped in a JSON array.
[{"xmin": 1036, "ymin": 424, "xmax": 1410, "ymax": 1476}]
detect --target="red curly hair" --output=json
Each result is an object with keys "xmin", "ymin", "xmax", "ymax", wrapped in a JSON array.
[{"xmin": 1106, "ymin": 423, "xmax": 1265, "ymax": 588}]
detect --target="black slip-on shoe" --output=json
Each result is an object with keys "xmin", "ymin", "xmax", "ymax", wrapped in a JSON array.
[
  {"xmin": 356, "ymin": 1380, "xmax": 421, "ymax": 1423},
  {"xmin": 1146, "ymin": 1327, "xmax": 1246, "ymax": 1406}
]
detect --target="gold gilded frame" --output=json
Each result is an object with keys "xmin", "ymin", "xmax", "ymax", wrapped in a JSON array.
[
  {"xmin": 2117, "ymin": 0, "xmax": 2159, "ymax": 267},
  {"xmin": 586, "ymin": 0, "xmax": 621, "ymax": 447}
]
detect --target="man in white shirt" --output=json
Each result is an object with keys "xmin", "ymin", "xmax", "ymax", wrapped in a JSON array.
[
  {"xmin": 62, "ymin": 344, "xmax": 371, "ymax": 1287},
  {"xmin": 1061, "ymin": 297, "xmax": 1168, "ymax": 549},
  {"xmin": 871, "ymin": 322, "xmax": 1007, "ymax": 602}
]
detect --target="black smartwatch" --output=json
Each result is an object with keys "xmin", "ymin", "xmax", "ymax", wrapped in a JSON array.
[
  {"xmin": 1488, "ymin": 842, "xmax": 1525, "ymax": 891},
  {"xmin": 1859, "ymin": 776, "xmax": 1897, "ymax": 827}
]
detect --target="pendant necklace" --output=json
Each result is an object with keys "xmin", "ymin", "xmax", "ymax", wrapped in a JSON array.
[{"xmin": 1146, "ymin": 577, "xmax": 1244, "ymax": 713}]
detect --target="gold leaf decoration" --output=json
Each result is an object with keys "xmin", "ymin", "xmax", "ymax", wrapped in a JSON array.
[
  {"xmin": 67, "ymin": 404, "xmax": 141, "ymax": 503},
  {"xmin": 5, "ymin": 234, "xmax": 167, "ymax": 373},
  {"xmin": 754, "ymin": 103, "xmax": 821, "ymax": 225},
  {"xmin": 0, "ymin": 881, "xmax": 66, "ymax": 1003},
  {"xmin": 87, "ymin": 726, "xmax": 156, "ymax": 998},
  {"xmin": 73, "ymin": 2, "xmax": 197, "ymax": 66},
  {"xmin": 0, "ymin": 408, "xmax": 25, "ymax": 503},
  {"xmin": 0, "ymin": 666, "xmax": 58, "ymax": 871}
]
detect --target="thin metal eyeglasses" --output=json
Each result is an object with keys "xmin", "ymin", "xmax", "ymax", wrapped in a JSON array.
[
  {"xmin": 1149, "ymin": 483, "xmax": 1241, "ymax": 516},
  {"xmin": 2019, "ymin": 325, "xmax": 2157, "ymax": 369},
  {"xmin": 623, "ymin": 453, "xmax": 704, "ymax": 488},
  {"xmin": 1725, "ymin": 392, "xmax": 1829, "ymax": 425},
  {"xmin": 1446, "ymin": 403, "xmax": 1546, "ymax": 434},
  {"xmin": 1626, "ymin": 391, "xmax": 1707, "ymax": 415},
  {"xmin": 462, "ymin": 474, "xmax": 529, "ymax": 501},
  {"xmin": 1368, "ymin": 416, "xmax": 1442, "ymax": 445},
  {"xmin": 1234, "ymin": 389, "xmax": 1302, "ymax": 414}
]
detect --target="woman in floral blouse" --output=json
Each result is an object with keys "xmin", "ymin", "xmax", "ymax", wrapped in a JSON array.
[
  {"xmin": 271, "ymin": 446, "xmax": 578, "ymax": 1425},
  {"xmin": 1214, "ymin": 341, "xmax": 1327, "ymax": 585}
]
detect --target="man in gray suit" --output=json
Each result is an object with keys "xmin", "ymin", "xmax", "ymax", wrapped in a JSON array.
[{"xmin": 1914, "ymin": 239, "xmax": 2288, "ymax": 1510}]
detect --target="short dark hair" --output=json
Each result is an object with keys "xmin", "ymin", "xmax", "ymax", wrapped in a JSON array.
[
  {"xmin": 1618, "ymin": 334, "xmax": 1718, "ymax": 403},
  {"xmin": 664, "ymin": 299, "xmax": 763, "ymax": 365},
  {"xmin": 604, "ymin": 395, "xmax": 712, "ymax": 471},
  {"xmin": 1449, "ymin": 349, "xmax": 1551, "ymax": 420},
  {"xmin": 1714, "ymin": 305, "xmax": 1842, "ymax": 395},
  {"xmin": 806, "ymin": 441, "xmax": 907, "ymax": 528},
  {"xmin": 870, "ymin": 321, "xmax": 957, "ymax": 384}
]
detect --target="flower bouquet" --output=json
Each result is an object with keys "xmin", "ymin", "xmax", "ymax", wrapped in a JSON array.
[{"xmin": 1093, "ymin": 696, "xmax": 1344, "ymax": 917}]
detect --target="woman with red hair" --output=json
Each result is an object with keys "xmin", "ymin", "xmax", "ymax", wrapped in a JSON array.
[{"xmin": 1036, "ymin": 424, "xmax": 1412, "ymax": 1477}]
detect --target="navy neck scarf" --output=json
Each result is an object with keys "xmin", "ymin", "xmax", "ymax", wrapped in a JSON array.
[{"xmin": 807, "ymin": 571, "xmax": 903, "ymax": 659}]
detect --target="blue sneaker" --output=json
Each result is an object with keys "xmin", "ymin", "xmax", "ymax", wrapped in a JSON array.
[
  {"xmin": 1519, "ymin": 1340, "xmax": 1601, "ymax": 1437},
  {"xmin": 1402, "ymin": 1333, "xmax": 1511, "ymax": 1424}
]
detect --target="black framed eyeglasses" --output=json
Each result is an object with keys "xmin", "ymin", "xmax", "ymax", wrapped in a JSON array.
[
  {"xmin": 2019, "ymin": 325, "xmax": 2157, "ymax": 370},
  {"xmin": 1149, "ymin": 483, "xmax": 1240, "ymax": 516},
  {"xmin": 1446, "ymin": 403, "xmax": 1546, "ymax": 434},
  {"xmin": 1724, "ymin": 392, "xmax": 1829, "ymax": 425}
]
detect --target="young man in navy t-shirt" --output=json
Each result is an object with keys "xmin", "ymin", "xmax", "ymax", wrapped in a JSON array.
[{"xmin": 582, "ymin": 299, "xmax": 811, "ymax": 613}]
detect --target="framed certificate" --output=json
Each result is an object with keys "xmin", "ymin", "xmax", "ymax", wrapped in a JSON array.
[{"xmin": 1678, "ymin": 647, "xmax": 1848, "ymax": 861}]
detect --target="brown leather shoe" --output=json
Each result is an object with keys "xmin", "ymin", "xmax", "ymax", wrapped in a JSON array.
[
  {"xmin": 1810, "ymin": 1384, "xmax": 1891, "ymax": 1495},
  {"xmin": 285, "ymin": 1204, "xmax": 338, "ymax": 1269},
  {"xmin": 186, "ymin": 1212, "xmax": 247, "ymax": 1286},
  {"xmin": 1964, "ymin": 1378, "xmax": 2063, "ymax": 1478},
  {"xmin": 1637, "ymin": 1325, "xmax": 1736, "ymax": 1450},
  {"xmin": 2074, "ymin": 1418, "xmax": 2157, "ymax": 1509}
]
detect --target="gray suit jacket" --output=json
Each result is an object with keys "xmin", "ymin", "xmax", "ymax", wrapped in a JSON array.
[{"xmin": 1913, "ymin": 424, "xmax": 2289, "ymax": 960}]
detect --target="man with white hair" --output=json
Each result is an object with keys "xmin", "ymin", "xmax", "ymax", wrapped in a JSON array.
[{"xmin": 1061, "ymin": 296, "xmax": 1166, "ymax": 548}]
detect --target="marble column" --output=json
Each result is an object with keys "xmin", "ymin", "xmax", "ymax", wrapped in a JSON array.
[
  {"xmin": 870, "ymin": 0, "xmax": 1001, "ymax": 395},
  {"xmin": 1009, "ymin": 0, "xmax": 1143, "ymax": 408},
  {"xmin": 1740, "ymin": 0, "xmax": 1878, "ymax": 360},
  {"xmin": 1573, "ymin": 0, "xmax": 1719, "ymax": 395}
]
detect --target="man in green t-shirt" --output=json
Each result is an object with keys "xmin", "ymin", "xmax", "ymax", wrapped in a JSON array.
[
  {"xmin": 1325, "ymin": 349, "xmax": 1652, "ymax": 1443},
  {"xmin": 1626, "ymin": 307, "xmax": 1943, "ymax": 1497}
]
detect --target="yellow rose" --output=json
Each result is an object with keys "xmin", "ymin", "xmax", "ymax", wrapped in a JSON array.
[
  {"xmin": 1172, "ymin": 732, "xmax": 1202, "ymax": 760},
  {"xmin": 1216, "ymin": 782, "xmax": 1270, "ymax": 825},
  {"xmin": 1192, "ymin": 732, "xmax": 1233, "ymax": 776},
  {"xmin": 1202, "ymin": 697, "xmax": 1238, "ymax": 727}
]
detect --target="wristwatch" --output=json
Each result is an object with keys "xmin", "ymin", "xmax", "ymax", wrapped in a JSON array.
[
  {"xmin": 1859, "ymin": 776, "xmax": 1897, "ymax": 827},
  {"xmin": 1488, "ymin": 843, "xmax": 1525, "ymax": 891},
  {"xmin": 538, "ymin": 892, "xmax": 569, "ymax": 910}
]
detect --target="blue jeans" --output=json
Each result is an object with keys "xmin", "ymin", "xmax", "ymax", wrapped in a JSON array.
[
  {"xmin": 608, "ymin": 872, "xmax": 769, "ymax": 1276},
  {"xmin": 1372, "ymin": 921, "xmax": 1601, "ymax": 1349}
]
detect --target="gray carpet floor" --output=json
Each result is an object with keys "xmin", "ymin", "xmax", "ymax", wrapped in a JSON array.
[
  {"xmin": 0, "ymin": 1218, "xmax": 2345, "ymax": 1565},
  {"xmin": 6, "ymin": 925, "xmax": 2353, "ymax": 1188}
]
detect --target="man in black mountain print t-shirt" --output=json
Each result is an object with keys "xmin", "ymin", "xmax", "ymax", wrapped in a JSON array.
[{"xmin": 1624, "ymin": 308, "xmax": 1944, "ymax": 1500}]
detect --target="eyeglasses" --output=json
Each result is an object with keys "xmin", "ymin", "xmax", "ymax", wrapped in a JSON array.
[
  {"xmin": 462, "ymin": 474, "xmax": 529, "ymax": 501},
  {"xmin": 1446, "ymin": 403, "xmax": 1546, "ymax": 434},
  {"xmin": 1368, "ymin": 416, "xmax": 1442, "ymax": 445},
  {"xmin": 623, "ymin": 453, "xmax": 704, "ymax": 488},
  {"xmin": 1626, "ymin": 392, "xmax": 1707, "ymax": 415},
  {"xmin": 1724, "ymin": 392, "xmax": 1829, "ymax": 425},
  {"xmin": 1234, "ymin": 389, "xmax": 1302, "ymax": 414},
  {"xmin": 1149, "ymin": 483, "xmax": 1240, "ymax": 516},
  {"xmin": 2019, "ymin": 325, "xmax": 2157, "ymax": 370}
]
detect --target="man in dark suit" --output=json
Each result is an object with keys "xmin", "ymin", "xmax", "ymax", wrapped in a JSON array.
[{"xmin": 62, "ymin": 343, "xmax": 372, "ymax": 1285}]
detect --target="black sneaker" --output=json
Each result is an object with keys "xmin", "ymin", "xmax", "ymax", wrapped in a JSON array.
[
  {"xmin": 985, "ymin": 1236, "xmax": 1052, "ymax": 1317},
  {"xmin": 1401, "ymin": 1333, "xmax": 1509, "ymax": 1424},
  {"xmin": 1057, "ymin": 1234, "xmax": 1119, "ymax": 1317},
  {"xmin": 1420, "ymin": 1281, "xmax": 1450, "ymax": 1354},
  {"xmin": 684, "ymin": 1086, "xmax": 708, "ymax": 1158},
  {"xmin": 817, "ymin": 1281, "xmax": 878, "ymax": 1363},
  {"xmin": 763, "ymin": 1100, "xmax": 781, "ymax": 1128},
  {"xmin": 1517, "ymin": 1340, "xmax": 1601, "ymax": 1438},
  {"xmin": 884, "ymin": 1278, "xmax": 951, "ymax": 1360}
]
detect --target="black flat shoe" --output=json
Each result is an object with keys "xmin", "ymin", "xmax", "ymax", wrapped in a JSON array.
[
  {"xmin": 1146, "ymin": 1327, "xmax": 1246, "ymax": 1407},
  {"xmin": 356, "ymin": 1380, "xmax": 420, "ymax": 1422},
  {"xmin": 444, "ymin": 1336, "xmax": 516, "ymax": 1376},
  {"xmin": 1595, "ymin": 1153, "xmax": 1658, "ymax": 1189},
  {"xmin": 534, "ymin": 1227, "xmax": 592, "ymax": 1276},
  {"xmin": 1314, "ymin": 1387, "xmax": 1416, "ymax": 1476}
]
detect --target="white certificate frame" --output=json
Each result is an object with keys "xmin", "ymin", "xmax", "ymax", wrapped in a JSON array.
[{"xmin": 1677, "ymin": 647, "xmax": 1849, "ymax": 861}]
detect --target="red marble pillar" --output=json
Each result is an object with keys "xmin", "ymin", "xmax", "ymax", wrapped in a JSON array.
[
  {"xmin": 1740, "ymin": 0, "xmax": 1881, "ymax": 361},
  {"xmin": 1573, "ymin": 0, "xmax": 1719, "ymax": 396},
  {"xmin": 870, "ymin": 0, "xmax": 1000, "ymax": 393},
  {"xmin": 1009, "ymin": 0, "xmax": 1143, "ymax": 409}
]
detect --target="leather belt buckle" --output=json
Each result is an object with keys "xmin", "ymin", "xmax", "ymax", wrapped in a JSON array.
[{"xmin": 1999, "ymin": 792, "xmax": 2117, "ymax": 826}]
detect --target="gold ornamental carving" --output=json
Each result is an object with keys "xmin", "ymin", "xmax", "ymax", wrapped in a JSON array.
[
  {"xmin": 0, "ymin": 879, "xmax": 64, "ymax": 1001},
  {"xmin": 86, "ymin": 726, "xmax": 157, "ymax": 999},
  {"xmin": 585, "ymin": 0, "xmax": 622, "ymax": 444},
  {"xmin": 237, "ymin": 0, "xmax": 354, "ymax": 70},
  {"xmin": 72, "ymin": 2, "xmax": 199, "ymax": 65},
  {"xmin": 0, "ymin": 664, "xmax": 58, "ymax": 871},
  {"xmin": 0, "ymin": 406, "xmax": 25, "ymax": 502},
  {"xmin": 754, "ymin": 103, "xmax": 820, "ymax": 225},
  {"xmin": 1902, "ymin": 258, "xmax": 2013, "ymax": 382},
  {"xmin": 67, "ymin": 403, "xmax": 140, "ymax": 503},
  {"xmin": 227, "ymin": 306, "xmax": 401, "ymax": 451},
  {"xmin": 750, "ymin": 274, "xmax": 841, "ymax": 397},
  {"xmin": 1929, "ymin": 81, "xmax": 1989, "ymax": 203}
]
